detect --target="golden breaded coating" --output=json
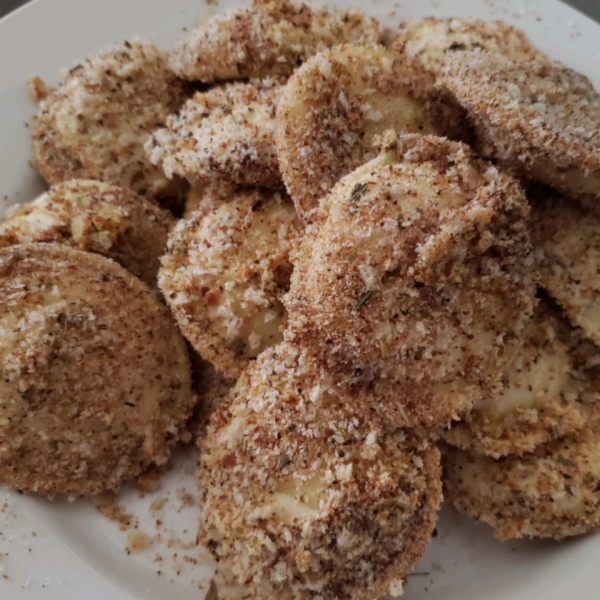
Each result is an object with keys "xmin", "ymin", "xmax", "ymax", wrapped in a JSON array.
[
  {"xmin": 31, "ymin": 41, "xmax": 187, "ymax": 199},
  {"xmin": 159, "ymin": 187, "xmax": 300, "ymax": 378},
  {"xmin": 531, "ymin": 195, "xmax": 600, "ymax": 345},
  {"xmin": 146, "ymin": 79, "xmax": 282, "ymax": 189},
  {"xmin": 0, "ymin": 180, "xmax": 174, "ymax": 287},
  {"xmin": 188, "ymin": 352, "xmax": 235, "ymax": 441},
  {"xmin": 0, "ymin": 244, "xmax": 195, "ymax": 497},
  {"xmin": 276, "ymin": 45, "xmax": 462, "ymax": 220},
  {"xmin": 285, "ymin": 133, "xmax": 536, "ymax": 428},
  {"xmin": 198, "ymin": 342, "xmax": 442, "ymax": 600},
  {"xmin": 444, "ymin": 301, "xmax": 587, "ymax": 458},
  {"xmin": 438, "ymin": 51, "xmax": 600, "ymax": 200},
  {"xmin": 170, "ymin": 0, "xmax": 380, "ymax": 82},
  {"xmin": 394, "ymin": 18, "xmax": 547, "ymax": 73},
  {"xmin": 443, "ymin": 423, "xmax": 600, "ymax": 540},
  {"xmin": 183, "ymin": 182, "xmax": 236, "ymax": 219}
]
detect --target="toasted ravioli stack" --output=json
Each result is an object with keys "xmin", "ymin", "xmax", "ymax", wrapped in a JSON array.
[{"xmin": 3, "ymin": 0, "xmax": 600, "ymax": 597}]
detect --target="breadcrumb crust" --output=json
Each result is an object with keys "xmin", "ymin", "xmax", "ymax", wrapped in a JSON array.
[
  {"xmin": 31, "ymin": 41, "xmax": 187, "ymax": 199},
  {"xmin": 0, "ymin": 244, "xmax": 194, "ymax": 497},
  {"xmin": 0, "ymin": 180, "xmax": 174, "ymax": 287},
  {"xmin": 285, "ymin": 133, "xmax": 536, "ymax": 428},
  {"xmin": 159, "ymin": 186, "xmax": 300, "ymax": 378},
  {"xmin": 198, "ymin": 341, "xmax": 442, "ymax": 600},
  {"xmin": 438, "ymin": 51, "xmax": 600, "ymax": 200},
  {"xmin": 276, "ymin": 45, "xmax": 462, "ymax": 220},
  {"xmin": 170, "ymin": 0, "xmax": 380, "ymax": 82}
]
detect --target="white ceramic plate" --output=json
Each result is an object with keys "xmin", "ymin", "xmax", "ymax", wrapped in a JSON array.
[{"xmin": 1, "ymin": 0, "xmax": 600, "ymax": 599}]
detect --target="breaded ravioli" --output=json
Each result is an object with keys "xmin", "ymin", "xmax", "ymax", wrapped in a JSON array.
[
  {"xmin": 31, "ymin": 41, "xmax": 187, "ymax": 199},
  {"xmin": 444, "ymin": 301, "xmax": 587, "ymax": 458},
  {"xmin": 285, "ymin": 133, "xmax": 536, "ymax": 428},
  {"xmin": 530, "ymin": 194, "xmax": 600, "ymax": 345},
  {"xmin": 0, "ymin": 180, "xmax": 174, "ymax": 287},
  {"xmin": 170, "ymin": 0, "xmax": 380, "ymax": 82},
  {"xmin": 159, "ymin": 187, "xmax": 300, "ymax": 378},
  {"xmin": 395, "ymin": 18, "xmax": 547, "ymax": 73},
  {"xmin": 198, "ymin": 342, "xmax": 441, "ymax": 600},
  {"xmin": 0, "ymin": 244, "xmax": 194, "ymax": 497},
  {"xmin": 438, "ymin": 51, "xmax": 600, "ymax": 200},
  {"xmin": 276, "ymin": 45, "xmax": 462, "ymax": 220},
  {"xmin": 146, "ymin": 79, "xmax": 283, "ymax": 190},
  {"xmin": 443, "ymin": 422, "xmax": 600, "ymax": 540}
]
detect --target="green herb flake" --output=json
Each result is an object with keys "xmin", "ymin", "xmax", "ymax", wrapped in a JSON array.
[
  {"xmin": 344, "ymin": 253, "xmax": 356, "ymax": 262},
  {"xmin": 354, "ymin": 291, "xmax": 372, "ymax": 311},
  {"xmin": 558, "ymin": 455, "xmax": 575, "ymax": 468},
  {"xmin": 228, "ymin": 337, "xmax": 245, "ymax": 354},
  {"xmin": 279, "ymin": 455, "xmax": 291, "ymax": 469},
  {"xmin": 349, "ymin": 183, "xmax": 368, "ymax": 204}
]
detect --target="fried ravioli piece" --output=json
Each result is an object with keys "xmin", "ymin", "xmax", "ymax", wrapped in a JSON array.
[
  {"xmin": 170, "ymin": 0, "xmax": 380, "ymax": 83},
  {"xmin": 530, "ymin": 194, "xmax": 600, "ymax": 345},
  {"xmin": 146, "ymin": 80, "xmax": 283, "ymax": 190},
  {"xmin": 438, "ymin": 51, "xmax": 600, "ymax": 200},
  {"xmin": 0, "ymin": 244, "xmax": 195, "ymax": 497},
  {"xmin": 276, "ymin": 45, "xmax": 461, "ymax": 220},
  {"xmin": 394, "ymin": 18, "xmax": 547, "ymax": 73},
  {"xmin": 0, "ymin": 180, "xmax": 174, "ymax": 287},
  {"xmin": 159, "ymin": 187, "xmax": 299, "ymax": 378},
  {"xmin": 443, "ymin": 422, "xmax": 600, "ymax": 540},
  {"xmin": 285, "ymin": 133, "xmax": 536, "ymax": 428},
  {"xmin": 198, "ymin": 341, "xmax": 441, "ymax": 600},
  {"xmin": 444, "ymin": 301, "xmax": 587, "ymax": 458},
  {"xmin": 31, "ymin": 41, "xmax": 187, "ymax": 199}
]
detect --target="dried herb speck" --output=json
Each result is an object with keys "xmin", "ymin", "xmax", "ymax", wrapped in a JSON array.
[
  {"xmin": 349, "ymin": 183, "xmax": 368, "ymax": 205},
  {"xmin": 558, "ymin": 455, "xmax": 575, "ymax": 468},
  {"xmin": 354, "ymin": 291, "xmax": 372, "ymax": 311},
  {"xmin": 279, "ymin": 455, "xmax": 291, "ymax": 469}
]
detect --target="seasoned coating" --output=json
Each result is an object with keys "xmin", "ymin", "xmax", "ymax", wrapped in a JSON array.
[
  {"xmin": 276, "ymin": 45, "xmax": 462, "ymax": 220},
  {"xmin": 198, "ymin": 342, "xmax": 442, "ymax": 600},
  {"xmin": 170, "ymin": 0, "xmax": 380, "ymax": 82},
  {"xmin": 531, "ymin": 195, "xmax": 600, "ymax": 345},
  {"xmin": 31, "ymin": 41, "xmax": 187, "ymax": 199},
  {"xmin": 159, "ymin": 187, "xmax": 299, "ymax": 378},
  {"xmin": 443, "ymin": 422, "xmax": 600, "ymax": 540},
  {"xmin": 438, "ymin": 51, "xmax": 600, "ymax": 200},
  {"xmin": 394, "ymin": 18, "xmax": 547, "ymax": 73},
  {"xmin": 188, "ymin": 352, "xmax": 235, "ymax": 441},
  {"xmin": 285, "ymin": 133, "xmax": 536, "ymax": 428},
  {"xmin": 0, "ymin": 244, "xmax": 194, "ymax": 497},
  {"xmin": 0, "ymin": 180, "xmax": 174, "ymax": 287},
  {"xmin": 444, "ymin": 301, "xmax": 587, "ymax": 458},
  {"xmin": 146, "ymin": 79, "xmax": 283, "ymax": 190}
]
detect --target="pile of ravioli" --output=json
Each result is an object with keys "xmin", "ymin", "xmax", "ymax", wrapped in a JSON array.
[{"xmin": 1, "ymin": 1, "xmax": 600, "ymax": 599}]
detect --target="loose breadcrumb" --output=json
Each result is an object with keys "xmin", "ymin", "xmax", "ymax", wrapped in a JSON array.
[
  {"xmin": 276, "ymin": 45, "xmax": 463, "ymax": 220},
  {"xmin": 285, "ymin": 132, "xmax": 536, "ymax": 428},
  {"xmin": 198, "ymin": 341, "xmax": 442, "ymax": 600},
  {"xmin": 146, "ymin": 79, "xmax": 283, "ymax": 189},
  {"xmin": 394, "ymin": 18, "xmax": 547, "ymax": 73},
  {"xmin": 159, "ymin": 186, "xmax": 300, "ymax": 378},
  {"xmin": 0, "ymin": 243, "xmax": 195, "ymax": 497},
  {"xmin": 444, "ymin": 300, "xmax": 587, "ymax": 458},
  {"xmin": 170, "ymin": 0, "xmax": 380, "ymax": 82},
  {"xmin": 0, "ymin": 179, "xmax": 174, "ymax": 287},
  {"xmin": 31, "ymin": 41, "xmax": 187, "ymax": 199},
  {"xmin": 438, "ymin": 51, "xmax": 600, "ymax": 200}
]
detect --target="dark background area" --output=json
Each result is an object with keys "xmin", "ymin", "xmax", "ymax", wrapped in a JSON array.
[{"xmin": 0, "ymin": 0, "xmax": 599, "ymax": 21}]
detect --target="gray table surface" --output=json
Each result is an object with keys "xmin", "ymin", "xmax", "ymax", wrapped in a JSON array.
[{"xmin": 0, "ymin": 0, "xmax": 599, "ymax": 21}]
